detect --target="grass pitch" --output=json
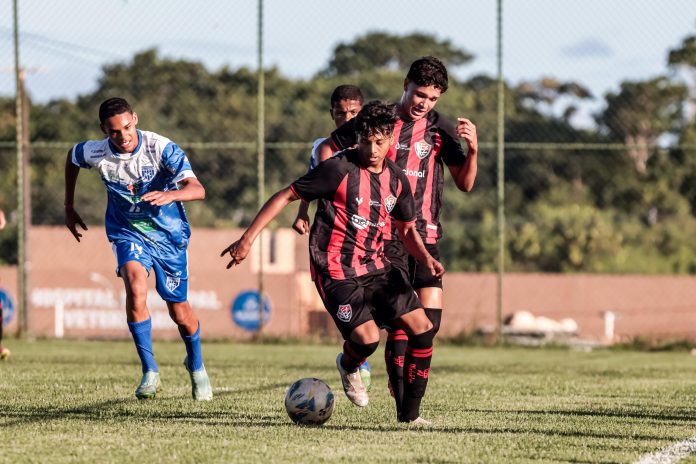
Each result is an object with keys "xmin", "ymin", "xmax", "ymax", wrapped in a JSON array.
[{"xmin": 1, "ymin": 339, "xmax": 696, "ymax": 463}]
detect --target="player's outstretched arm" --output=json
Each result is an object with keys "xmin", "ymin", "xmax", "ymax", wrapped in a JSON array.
[
  {"xmin": 142, "ymin": 177, "xmax": 205, "ymax": 207},
  {"xmin": 64, "ymin": 149, "xmax": 88, "ymax": 242},
  {"xmin": 395, "ymin": 220, "xmax": 445, "ymax": 278},
  {"xmin": 292, "ymin": 200, "xmax": 310, "ymax": 235},
  {"xmin": 221, "ymin": 187, "xmax": 300, "ymax": 268},
  {"xmin": 448, "ymin": 118, "xmax": 479, "ymax": 192}
]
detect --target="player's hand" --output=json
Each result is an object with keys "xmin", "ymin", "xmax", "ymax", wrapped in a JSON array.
[
  {"xmin": 64, "ymin": 206, "xmax": 88, "ymax": 242},
  {"xmin": 220, "ymin": 237, "xmax": 252, "ymax": 269},
  {"xmin": 456, "ymin": 118, "xmax": 478, "ymax": 155},
  {"xmin": 292, "ymin": 213, "xmax": 310, "ymax": 235},
  {"xmin": 426, "ymin": 257, "xmax": 445, "ymax": 278},
  {"xmin": 142, "ymin": 190, "xmax": 175, "ymax": 207}
]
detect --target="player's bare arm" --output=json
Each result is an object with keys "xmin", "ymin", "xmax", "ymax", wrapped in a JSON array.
[
  {"xmin": 0, "ymin": 209, "xmax": 5, "ymax": 230},
  {"xmin": 448, "ymin": 118, "xmax": 479, "ymax": 192},
  {"xmin": 221, "ymin": 186, "xmax": 301, "ymax": 268},
  {"xmin": 292, "ymin": 200, "xmax": 310, "ymax": 235},
  {"xmin": 141, "ymin": 177, "xmax": 205, "ymax": 207},
  {"xmin": 64, "ymin": 149, "xmax": 88, "ymax": 242},
  {"xmin": 395, "ymin": 220, "xmax": 445, "ymax": 278},
  {"xmin": 317, "ymin": 138, "xmax": 337, "ymax": 163}
]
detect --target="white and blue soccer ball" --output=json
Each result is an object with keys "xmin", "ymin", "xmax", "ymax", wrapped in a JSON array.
[{"xmin": 284, "ymin": 378, "xmax": 335, "ymax": 425}]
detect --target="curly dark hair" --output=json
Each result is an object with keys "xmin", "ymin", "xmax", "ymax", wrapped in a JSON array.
[
  {"xmin": 98, "ymin": 97, "xmax": 133, "ymax": 124},
  {"xmin": 406, "ymin": 56, "xmax": 448, "ymax": 93},
  {"xmin": 354, "ymin": 101, "xmax": 399, "ymax": 139}
]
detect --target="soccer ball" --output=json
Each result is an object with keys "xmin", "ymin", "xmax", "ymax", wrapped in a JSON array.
[{"xmin": 284, "ymin": 378, "xmax": 335, "ymax": 425}]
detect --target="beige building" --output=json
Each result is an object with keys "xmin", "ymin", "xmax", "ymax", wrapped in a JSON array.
[{"xmin": 2, "ymin": 226, "xmax": 696, "ymax": 342}]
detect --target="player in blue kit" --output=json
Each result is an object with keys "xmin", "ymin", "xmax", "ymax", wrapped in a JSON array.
[{"xmin": 64, "ymin": 98, "xmax": 212, "ymax": 401}]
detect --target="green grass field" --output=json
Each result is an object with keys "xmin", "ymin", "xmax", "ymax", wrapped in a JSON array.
[{"xmin": 1, "ymin": 339, "xmax": 696, "ymax": 463}]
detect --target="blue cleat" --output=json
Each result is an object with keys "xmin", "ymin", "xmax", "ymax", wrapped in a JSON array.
[{"xmin": 358, "ymin": 360, "xmax": 372, "ymax": 392}]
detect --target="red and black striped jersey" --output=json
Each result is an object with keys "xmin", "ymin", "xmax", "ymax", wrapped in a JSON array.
[
  {"xmin": 331, "ymin": 110, "xmax": 466, "ymax": 244},
  {"xmin": 290, "ymin": 149, "xmax": 416, "ymax": 280}
]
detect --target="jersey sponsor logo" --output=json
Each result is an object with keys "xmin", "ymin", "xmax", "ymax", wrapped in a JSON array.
[
  {"xmin": 396, "ymin": 142, "xmax": 409, "ymax": 151},
  {"xmin": 403, "ymin": 168, "xmax": 425, "ymax": 178},
  {"xmin": 336, "ymin": 304, "xmax": 352, "ymax": 322},
  {"xmin": 351, "ymin": 214, "xmax": 386, "ymax": 230},
  {"xmin": 369, "ymin": 200, "xmax": 381, "ymax": 207},
  {"xmin": 384, "ymin": 195, "xmax": 397, "ymax": 213},
  {"xmin": 130, "ymin": 219, "xmax": 157, "ymax": 233},
  {"xmin": 414, "ymin": 140, "xmax": 432, "ymax": 159},
  {"xmin": 141, "ymin": 166, "xmax": 156, "ymax": 182},
  {"xmin": 355, "ymin": 197, "xmax": 364, "ymax": 205}
]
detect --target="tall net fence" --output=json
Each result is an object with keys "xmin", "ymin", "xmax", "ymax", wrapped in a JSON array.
[{"xmin": 1, "ymin": 0, "xmax": 696, "ymax": 275}]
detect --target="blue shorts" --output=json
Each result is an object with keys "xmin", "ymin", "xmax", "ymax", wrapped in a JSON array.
[{"xmin": 112, "ymin": 239, "xmax": 189, "ymax": 302}]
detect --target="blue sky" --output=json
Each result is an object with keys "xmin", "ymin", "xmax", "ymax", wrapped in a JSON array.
[{"xmin": 0, "ymin": 0, "xmax": 694, "ymax": 111}]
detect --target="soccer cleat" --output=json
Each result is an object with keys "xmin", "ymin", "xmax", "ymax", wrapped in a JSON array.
[
  {"xmin": 335, "ymin": 353, "xmax": 369, "ymax": 407},
  {"xmin": 406, "ymin": 416, "xmax": 432, "ymax": 426},
  {"xmin": 184, "ymin": 357, "xmax": 213, "ymax": 401},
  {"xmin": 409, "ymin": 416, "xmax": 432, "ymax": 425},
  {"xmin": 0, "ymin": 346, "xmax": 10, "ymax": 361},
  {"xmin": 358, "ymin": 360, "xmax": 372, "ymax": 392},
  {"xmin": 135, "ymin": 371, "xmax": 162, "ymax": 399}
]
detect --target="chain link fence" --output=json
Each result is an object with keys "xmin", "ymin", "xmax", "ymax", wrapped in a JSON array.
[{"xmin": 1, "ymin": 0, "xmax": 696, "ymax": 278}]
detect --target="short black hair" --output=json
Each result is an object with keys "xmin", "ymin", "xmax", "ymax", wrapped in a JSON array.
[
  {"xmin": 99, "ymin": 97, "xmax": 133, "ymax": 124},
  {"xmin": 354, "ymin": 101, "xmax": 399, "ymax": 139},
  {"xmin": 330, "ymin": 85, "xmax": 364, "ymax": 107},
  {"xmin": 406, "ymin": 56, "xmax": 449, "ymax": 93}
]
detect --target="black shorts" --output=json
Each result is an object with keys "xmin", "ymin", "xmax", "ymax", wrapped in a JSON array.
[
  {"xmin": 314, "ymin": 267, "xmax": 422, "ymax": 339},
  {"xmin": 384, "ymin": 240, "xmax": 443, "ymax": 290}
]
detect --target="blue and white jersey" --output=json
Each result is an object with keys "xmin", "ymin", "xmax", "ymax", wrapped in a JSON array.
[
  {"xmin": 71, "ymin": 130, "xmax": 196, "ymax": 252},
  {"xmin": 308, "ymin": 137, "xmax": 326, "ymax": 172}
]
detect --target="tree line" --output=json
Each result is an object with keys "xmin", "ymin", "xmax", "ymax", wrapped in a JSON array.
[{"xmin": 0, "ymin": 30, "xmax": 695, "ymax": 273}]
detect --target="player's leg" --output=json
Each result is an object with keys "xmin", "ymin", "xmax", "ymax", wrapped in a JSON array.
[
  {"xmin": 114, "ymin": 240, "xmax": 161, "ymax": 399},
  {"xmin": 315, "ymin": 274, "xmax": 378, "ymax": 407},
  {"xmin": 412, "ymin": 243, "xmax": 444, "ymax": 337},
  {"xmin": 393, "ymin": 308, "xmax": 434, "ymax": 424},
  {"xmin": 375, "ymin": 267, "xmax": 434, "ymax": 423},
  {"xmin": 153, "ymin": 251, "xmax": 212, "ymax": 401},
  {"xmin": 382, "ymin": 240, "xmax": 412, "ymax": 411}
]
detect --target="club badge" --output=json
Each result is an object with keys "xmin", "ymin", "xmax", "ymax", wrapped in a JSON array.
[{"xmin": 337, "ymin": 304, "xmax": 352, "ymax": 322}]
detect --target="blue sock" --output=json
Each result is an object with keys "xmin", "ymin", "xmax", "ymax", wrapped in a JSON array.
[
  {"xmin": 128, "ymin": 318, "xmax": 159, "ymax": 374},
  {"xmin": 181, "ymin": 322, "xmax": 203, "ymax": 372}
]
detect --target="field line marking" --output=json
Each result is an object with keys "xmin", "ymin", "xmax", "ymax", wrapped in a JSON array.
[{"xmin": 635, "ymin": 436, "xmax": 696, "ymax": 464}]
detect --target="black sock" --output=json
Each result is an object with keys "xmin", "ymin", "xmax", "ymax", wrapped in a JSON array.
[
  {"xmin": 384, "ymin": 329, "xmax": 408, "ymax": 414},
  {"xmin": 341, "ymin": 339, "xmax": 378, "ymax": 372},
  {"xmin": 425, "ymin": 308, "xmax": 442, "ymax": 336},
  {"xmin": 400, "ymin": 328, "xmax": 434, "ymax": 422}
]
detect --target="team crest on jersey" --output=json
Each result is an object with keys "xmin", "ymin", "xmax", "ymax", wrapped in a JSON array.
[
  {"xmin": 166, "ymin": 274, "xmax": 181, "ymax": 292},
  {"xmin": 141, "ymin": 166, "xmax": 155, "ymax": 182},
  {"xmin": 336, "ymin": 304, "xmax": 352, "ymax": 322},
  {"xmin": 384, "ymin": 195, "xmax": 397, "ymax": 213},
  {"xmin": 414, "ymin": 140, "xmax": 432, "ymax": 159}
]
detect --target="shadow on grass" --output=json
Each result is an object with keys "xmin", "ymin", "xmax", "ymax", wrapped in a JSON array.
[{"xmin": 0, "ymin": 398, "xmax": 680, "ymax": 441}]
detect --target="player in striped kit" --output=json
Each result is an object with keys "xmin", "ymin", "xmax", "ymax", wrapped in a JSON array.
[
  {"xmin": 317, "ymin": 56, "xmax": 479, "ymax": 419},
  {"xmin": 222, "ymin": 101, "xmax": 440, "ymax": 424},
  {"xmin": 64, "ymin": 98, "xmax": 212, "ymax": 401}
]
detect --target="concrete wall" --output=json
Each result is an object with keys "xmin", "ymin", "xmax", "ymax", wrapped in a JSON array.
[{"xmin": 2, "ymin": 226, "xmax": 695, "ymax": 341}]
